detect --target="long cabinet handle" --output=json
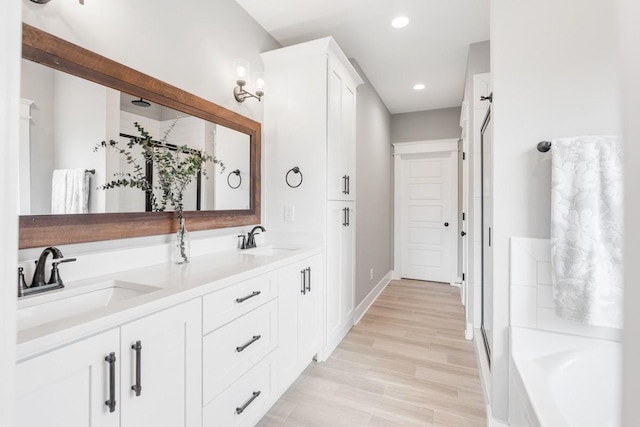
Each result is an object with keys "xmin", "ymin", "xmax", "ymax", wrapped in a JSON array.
[
  {"xmin": 131, "ymin": 341, "xmax": 142, "ymax": 397},
  {"xmin": 300, "ymin": 269, "xmax": 306, "ymax": 295},
  {"xmin": 345, "ymin": 207, "xmax": 350, "ymax": 227},
  {"xmin": 342, "ymin": 207, "xmax": 348, "ymax": 227},
  {"xmin": 236, "ymin": 291, "xmax": 261, "ymax": 303},
  {"xmin": 305, "ymin": 267, "xmax": 311, "ymax": 292},
  {"xmin": 105, "ymin": 352, "xmax": 117, "ymax": 413},
  {"xmin": 342, "ymin": 175, "xmax": 348, "ymax": 194},
  {"xmin": 236, "ymin": 335, "xmax": 261, "ymax": 353},
  {"xmin": 346, "ymin": 175, "xmax": 350, "ymax": 195},
  {"xmin": 236, "ymin": 391, "xmax": 261, "ymax": 415}
]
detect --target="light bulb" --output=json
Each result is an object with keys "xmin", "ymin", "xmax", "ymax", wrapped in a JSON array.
[{"xmin": 392, "ymin": 16, "xmax": 409, "ymax": 29}]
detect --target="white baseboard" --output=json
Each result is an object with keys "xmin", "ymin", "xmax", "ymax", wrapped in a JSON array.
[
  {"xmin": 465, "ymin": 323, "xmax": 474, "ymax": 340},
  {"xmin": 354, "ymin": 270, "xmax": 393, "ymax": 324},
  {"xmin": 392, "ymin": 270, "xmax": 401, "ymax": 280}
]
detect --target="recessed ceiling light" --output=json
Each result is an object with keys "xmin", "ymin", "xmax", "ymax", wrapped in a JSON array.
[
  {"xmin": 413, "ymin": 83, "xmax": 426, "ymax": 90},
  {"xmin": 391, "ymin": 16, "xmax": 409, "ymax": 29}
]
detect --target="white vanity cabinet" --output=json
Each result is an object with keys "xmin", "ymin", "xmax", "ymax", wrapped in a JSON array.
[
  {"xmin": 17, "ymin": 329, "xmax": 120, "ymax": 427},
  {"xmin": 202, "ymin": 272, "xmax": 279, "ymax": 427},
  {"xmin": 119, "ymin": 300, "xmax": 202, "ymax": 427},
  {"xmin": 326, "ymin": 201, "xmax": 355, "ymax": 355},
  {"xmin": 278, "ymin": 254, "xmax": 322, "ymax": 390},
  {"xmin": 16, "ymin": 299, "xmax": 202, "ymax": 427},
  {"xmin": 262, "ymin": 37, "xmax": 362, "ymax": 360}
]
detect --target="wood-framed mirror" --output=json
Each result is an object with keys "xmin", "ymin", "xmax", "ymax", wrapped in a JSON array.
[{"xmin": 19, "ymin": 23, "xmax": 261, "ymax": 249}]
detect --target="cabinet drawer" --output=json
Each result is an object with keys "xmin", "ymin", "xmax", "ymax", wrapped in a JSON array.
[
  {"xmin": 202, "ymin": 272, "xmax": 276, "ymax": 334},
  {"xmin": 203, "ymin": 352, "xmax": 276, "ymax": 427},
  {"xmin": 203, "ymin": 299, "xmax": 277, "ymax": 405}
]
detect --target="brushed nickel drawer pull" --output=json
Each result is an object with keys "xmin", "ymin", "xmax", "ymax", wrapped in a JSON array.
[
  {"xmin": 235, "ymin": 291, "xmax": 261, "ymax": 303},
  {"xmin": 236, "ymin": 335, "xmax": 261, "ymax": 352}
]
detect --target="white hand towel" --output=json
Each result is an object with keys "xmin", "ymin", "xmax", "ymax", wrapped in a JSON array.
[
  {"xmin": 51, "ymin": 169, "xmax": 68, "ymax": 214},
  {"xmin": 51, "ymin": 169, "xmax": 90, "ymax": 214},
  {"xmin": 550, "ymin": 135, "xmax": 624, "ymax": 329}
]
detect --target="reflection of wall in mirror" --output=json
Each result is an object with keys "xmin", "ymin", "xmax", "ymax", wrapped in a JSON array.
[
  {"xmin": 20, "ymin": 59, "xmax": 117, "ymax": 215},
  {"xmin": 213, "ymin": 127, "xmax": 250, "ymax": 210}
]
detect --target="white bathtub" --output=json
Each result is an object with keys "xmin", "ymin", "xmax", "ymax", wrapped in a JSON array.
[{"xmin": 510, "ymin": 327, "xmax": 621, "ymax": 427}]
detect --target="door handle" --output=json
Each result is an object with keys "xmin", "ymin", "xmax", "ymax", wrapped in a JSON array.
[
  {"xmin": 305, "ymin": 267, "xmax": 311, "ymax": 292},
  {"xmin": 461, "ymin": 231, "xmax": 466, "ymax": 237},
  {"xmin": 444, "ymin": 222, "xmax": 449, "ymax": 227},
  {"xmin": 105, "ymin": 352, "xmax": 117, "ymax": 413},
  {"xmin": 131, "ymin": 341, "xmax": 142, "ymax": 397}
]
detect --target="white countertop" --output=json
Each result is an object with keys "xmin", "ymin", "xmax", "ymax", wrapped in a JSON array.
[{"xmin": 17, "ymin": 245, "xmax": 322, "ymax": 361}]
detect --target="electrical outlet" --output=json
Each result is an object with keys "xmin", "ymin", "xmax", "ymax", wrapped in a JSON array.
[
  {"xmin": 284, "ymin": 206, "xmax": 295, "ymax": 222},
  {"xmin": 370, "ymin": 268, "xmax": 374, "ymax": 281}
]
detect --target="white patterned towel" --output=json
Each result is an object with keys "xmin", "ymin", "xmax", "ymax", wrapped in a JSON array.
[{"xmin": 550, "ymin": 135, "xmax": 624, "ymax": 329}]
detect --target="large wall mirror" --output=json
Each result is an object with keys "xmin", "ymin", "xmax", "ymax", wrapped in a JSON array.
[{"xmin": 19, "ymin": 23, "xmax": 261, "ymax": 249}]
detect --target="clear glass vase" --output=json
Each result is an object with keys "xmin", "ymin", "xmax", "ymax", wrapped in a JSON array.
[{"xmin": 172, "ymin": 218, "xmax": 190, "ymax": 264}]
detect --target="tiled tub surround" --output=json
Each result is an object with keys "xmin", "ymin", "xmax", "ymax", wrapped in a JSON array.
[
  {"xmin": 510, "ymin": 327, "xmax": 621, "ymax": 427},
  {"xmin": 510, "ymin": 237, "xmax": 621, "ymax": 341},
  {"xmin": 510, "ymin": 237, "xmax": 622, "ymax": 426}
]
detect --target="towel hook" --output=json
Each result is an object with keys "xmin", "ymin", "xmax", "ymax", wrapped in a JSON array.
[
  {"xmin": 285, "ymin": 167, "xmax": 303, "ymax": 188},
  {"xmin": 227, "ymin": 169, "xmax": 241, "ymax": 189},
  {"xmin": 537, "ymin": 141, "xmax": 552, "ymax": 152}
]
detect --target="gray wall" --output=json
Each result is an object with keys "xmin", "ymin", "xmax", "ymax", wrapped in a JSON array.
[
  {"xmin": 351, "ymin": 60, "xmax": 393, "ymax": 307},
  {"xmin": 620, "ymin": 1, "xmax": 640, "ymax": 424},
  {"xmin": 492, "ymin": 0, "xmax": 620, "ymax": 420},
  {"xmin": 463, "ymin": 41, "xmax": 490, "ymax": 102},
  {"xmin": 390, "ymin": 107, "xmax": 461, "ymax": 143}
]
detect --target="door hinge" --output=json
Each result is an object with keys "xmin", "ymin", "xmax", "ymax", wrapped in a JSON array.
[
  {"xmin": 462, "ymin": 212, "xmax": 466, "ymax": 221},
  {"xmin": 463, "ymin": 152, "xmax": 466, "ymax": 160},
  {"xmin": 462, "ymin": 273, "xmax": 465, "ymax": 281}
]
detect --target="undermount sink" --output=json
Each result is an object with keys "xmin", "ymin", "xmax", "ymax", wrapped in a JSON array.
[
  {"xmin": 17, "ymin": 280, "xmax": 161, "ymax": 331},
  {"xmin": 241, "ymin": 246, "xmax": 298, "ymax": 257}
]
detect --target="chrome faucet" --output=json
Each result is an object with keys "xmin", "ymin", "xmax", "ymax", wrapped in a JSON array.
[
  {"xmin": 244, "ymin": 225, "xmax": 266, "ymax": 249},
  {"xmin": 18, "ymin": 246, "xmax": 77, "ymax": 297}
]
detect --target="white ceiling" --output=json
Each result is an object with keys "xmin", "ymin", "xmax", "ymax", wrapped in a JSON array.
[{"xmin": 234, "ymin": 0, "xmax": 490, "ymax": 114}]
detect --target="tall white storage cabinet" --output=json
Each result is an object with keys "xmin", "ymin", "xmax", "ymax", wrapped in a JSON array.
[{"xmin": 262, "ymin": 37, "xmax": 362, "ymax": 359}]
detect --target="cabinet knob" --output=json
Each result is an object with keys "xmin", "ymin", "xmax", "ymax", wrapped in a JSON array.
[{"xmin": 444, "ymin": 222, "xmax": 449, "ymax": 227}]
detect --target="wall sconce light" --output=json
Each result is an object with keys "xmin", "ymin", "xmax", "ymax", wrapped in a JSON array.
[{"xmin": 233, "ymin": 59, "xmax": 265, "ymax": 103}]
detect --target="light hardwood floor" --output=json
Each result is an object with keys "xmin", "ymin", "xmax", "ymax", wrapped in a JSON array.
[{"xmin": 257, "ymin": 279, "xmax": 486, "ymax": 426}]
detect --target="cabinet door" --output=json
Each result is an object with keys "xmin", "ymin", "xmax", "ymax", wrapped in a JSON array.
[
  {"xmin": 298, "ymin": 255, "xmax": 322, "ymax": 363},
  {"xmin": 327, "ymin": 58, "xmax": 357, "ymax": 201},
  {"xmin": 277, "ymin": 261, "xmax": 301, "ymax": 390},
  {"xmin": 325, "ymin": 201, "xmax": 355, "ymax": 356},
  {"xmin": 277, "ymin": 255, "xmax": 322, "ymax": 391},
  {"xmin": 17, "ymin": 329, "xmax": 120, "ymax": 427},
  {"xmin": 120, "ymin": 299, "xmax": 202, "ymax": 427}
]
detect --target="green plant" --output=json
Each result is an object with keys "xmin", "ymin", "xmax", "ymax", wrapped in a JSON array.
[{"xmin": 95, "ymin": 120, "xmax": 225, "ymax": 262}]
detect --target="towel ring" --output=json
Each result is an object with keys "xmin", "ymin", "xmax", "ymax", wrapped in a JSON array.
[
  {"xmin": 227, "ymin": 169, "xmax": 241, "ymax": 189},
  {"xmin": 285, "ymin": 167, "xmax": 303, "ymax": 188}
]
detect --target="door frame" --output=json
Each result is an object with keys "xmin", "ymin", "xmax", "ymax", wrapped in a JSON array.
[{"xmin": 392, "ymin": 139, "xmax": 459, "ymax": 285}]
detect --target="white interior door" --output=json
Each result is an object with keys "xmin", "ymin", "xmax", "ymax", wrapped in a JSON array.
[{"xmin": 400, "ymin": 153, "xmax": 453, "ymax": 283}]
